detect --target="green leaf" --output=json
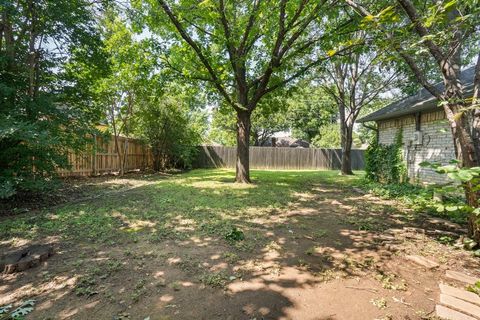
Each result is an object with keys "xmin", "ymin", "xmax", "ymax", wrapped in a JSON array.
[
  {"xmin": 327, "ymin": 49, "xmax": 337, "ymax": 57},
  {"xmin": 445, "ymin": 205, "xmax": 459, "ymax": 212},
  {"xmin": 457, "ymin": 170, "xmax": 474, "ymax": 182},
  {"xmin": 437, "ymin": 165, "xmax": 456, "ymax": 173},
  {"xmin": 447, "ymin": 172, "xmax": 460, "ymax": 181},
  {"xmin": 419, "ymin": 161, "xmax": 432, "ymax": 167},
  {"xmin": 0, "ymin": 304, "xmax": 12, "ymax": 314},
  {"xmin": 443, "ymin": 0, "xmax": 457, "ymax": 10}
]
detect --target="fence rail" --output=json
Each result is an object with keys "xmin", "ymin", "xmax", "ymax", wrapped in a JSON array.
[
  {"xmin": 59, "ymin": 140, "xmax": 365, "ymax": 176},
  {"xmin": 193, "ymin": 146, "xmax": 365, "ymax": 170}
]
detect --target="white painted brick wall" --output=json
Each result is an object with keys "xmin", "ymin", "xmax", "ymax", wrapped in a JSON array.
[{"xmin": 377, "ymin": 116, "xmax": 455, "ymax": 185}]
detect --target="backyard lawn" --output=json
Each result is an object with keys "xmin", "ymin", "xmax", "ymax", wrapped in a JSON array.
[{"xmin": 1, "ymin": 170, "xmax": 479, "ymax": 319}]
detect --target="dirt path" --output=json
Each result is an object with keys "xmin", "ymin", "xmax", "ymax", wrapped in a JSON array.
[{"xmin": 1, "ymin": 172, "xmax": 479, "ymax": 320}]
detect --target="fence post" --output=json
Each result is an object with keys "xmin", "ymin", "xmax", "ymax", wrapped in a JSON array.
[{"xmin": 92, "ymin": 134, "xmax": 97, "ymax": 176}]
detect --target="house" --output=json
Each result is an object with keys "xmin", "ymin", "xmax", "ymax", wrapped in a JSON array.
[
  {"xmin": 358, "ymin": 67, "xmax": 475, "ymax": 184},
  {"xmin": 265, "ymin": 136, "xmax": 310, "ymax": 148}
]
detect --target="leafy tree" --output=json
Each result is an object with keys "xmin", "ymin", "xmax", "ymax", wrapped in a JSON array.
[
  {"xmin": 208, "ymin": 109, "xmax": 236, "ymax": 147},
  {"xmin": 345, "ymin": 0, "xmax": 480, "ymax": 239},
  {"xmin": 287, "ymin": 83, "xmax": 337, "ymax": 142},
  {"xmin": 135, "ymin": 0, "xmax": 352, "ymax": 182},
  {"xmin": 312, "ymin": 123, "xmax": 342, "ymax": 148},
  {"xmin": 134, "ymin": 82, "xmax": 207, "ymax": 170},
  {"xmin": 320, "ymin": 39, "xmax": 397, "ymax": 175},
  {"xmin": 0, "ymin": 0, "xmax": 106, "ymax": 198},
  {"xmin": 96, "ymin": 9, "xmax": 156, "ymax": 175}
]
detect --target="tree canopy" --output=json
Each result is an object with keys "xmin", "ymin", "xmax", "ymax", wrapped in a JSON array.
[
  {"xmin": 133, "ymin": 0, "xmax": 353, "ymax": 182},
  {"xmin": 0, "ymin": 0, "xmax": 107, "ymax": 197}
]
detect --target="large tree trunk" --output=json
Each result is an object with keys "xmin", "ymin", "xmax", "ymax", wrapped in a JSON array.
[
  {"xmin": 338, "ymin": 96, "xmax": 354, "ymax": 175},
  {"xmin": 236, "ymin": 110, "xmax": 251, "ymax": 183},
  {"xmin": 443, "ymin": 100, "xmax": 480, "ymax": 240},
  {"xmin": 341, "ymin": 124, "xmax": 354, "ymax": 175}
]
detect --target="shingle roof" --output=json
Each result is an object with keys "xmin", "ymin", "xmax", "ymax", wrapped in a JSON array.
[{"xmin": 357, "ymin": 66, "xmax": 476, "ymax": 123}]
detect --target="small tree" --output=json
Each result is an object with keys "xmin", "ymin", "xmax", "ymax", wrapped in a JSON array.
[
  {"xmin": 97, "ymin": 10, "xmax": 155, "ymax": 175},
  {"xmin": 135, "ymin": 83, "xmax": 206, "ymax": 170},
  {"xmin": 321, "ymin": 40, "xmax": 397, "ymax": 175}
]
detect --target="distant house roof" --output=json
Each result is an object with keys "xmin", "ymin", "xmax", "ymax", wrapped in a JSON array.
[
  {"xmin": 358, "ymin": 66, "xmax": 476, "ymax": 123},
  {"xmin": 265, "ymin": 136, "xmax": 310, "ymax": 148}
]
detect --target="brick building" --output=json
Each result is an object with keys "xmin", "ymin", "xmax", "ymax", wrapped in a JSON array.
[{"xmin": 358, "ymin": 67, "xmax": 475, "ymax": 184}]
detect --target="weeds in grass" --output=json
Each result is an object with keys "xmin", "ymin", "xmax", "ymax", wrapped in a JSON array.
[
  {"xmin": 360, "ymin": 180, "xmax": 468, "ymax": 225},
  {"xmin": 467, "ymin": 280, "xmax": 480, "ymax": 296},
  {"xmin": 168, "ymin": 281, "xmax": 182, "ymax": 291},
  {"xmin": 75, "ymin": 275, "xmax": 97, "ymax": 297},
  {"xmin": 313, "ymin": 229, "xmax": 328, "ymax": 239},
  {"xmin": 305, "ymin": 246, "xmax": 316, "ymax": 256},
  {"xmin": 437, "ymin": 235, "xmax": 455, "ymax": 245},
  {"xmin": 314, "ymin": 268, "xmax": 339, "ymax": 282},
  {"xmin": 176, "ymin": 256, "xmax": 201, "ymax": 273},
  {"xmin": 375, "ymin": 272, "xmax": 407, "ymax": 291},
  {"xmin": 233, "ymin": 240, "xmax": 255, "ymax": 252},
  {"xmin": 0, "ymin": 170, "xmax": 362, "ymax": 243},
  {"xmin": 199, "ymin": 271, "xmax": 229, "ymax": 288},
  {"xmin": 148, "ymin": 225, "xmax": 189, "ymax": 242},
  {"xmin": 371, "ymin": 297, "xmax": 387, "ymax": 309},
  {"xmin": 222, "ymin": 252, "xmax": 239, "ymax": 264},
  {"xmin": 343, "ymin": 216, "xmax": 381, "ymax": 231},
  {"xmin": 224, "ymin": 226, "xmax": 245, "ymax": 242},
  {"xmin": 132, "ymin": 279, "xmax": 147, "ymax": 302}
]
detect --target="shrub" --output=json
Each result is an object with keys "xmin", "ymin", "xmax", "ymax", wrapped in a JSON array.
[
  {"xmin": 365, "ymin": 129, "xmax": 406, "ymax": 184},
  {"xmin": 135, "ymin": 92, "xmax": 206, "ymax": 171}
]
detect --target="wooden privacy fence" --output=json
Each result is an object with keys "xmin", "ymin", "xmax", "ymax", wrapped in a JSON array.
[
  {"xmin": 193, "ymin": 146, "xmax": 365, "ymax": 170},
  {"xmin": 59, "ymin": 141, "xmax": 365, "ymax": 176},
  {"xmin": 57, "ymin": 136, "xmax": 153, "ymax": 177}
]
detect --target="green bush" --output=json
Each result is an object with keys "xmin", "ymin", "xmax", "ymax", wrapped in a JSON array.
[
  {"xmin": 365, "ymin": 129, "xmax": 406, "ymax": 184},
  {"xmin": 134, "ymin": 85, "xmax": 206, "ymax": 171}
]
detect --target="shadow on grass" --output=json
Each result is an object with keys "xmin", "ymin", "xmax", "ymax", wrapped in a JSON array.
[{"xmin": 0, "ymin": 169, "xmax": 474, "ymax": 319}]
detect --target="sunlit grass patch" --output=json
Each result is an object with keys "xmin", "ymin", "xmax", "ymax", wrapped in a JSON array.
[{"xmin": 0, "ymin": 169, "xmax": 363, "ymax": 244}]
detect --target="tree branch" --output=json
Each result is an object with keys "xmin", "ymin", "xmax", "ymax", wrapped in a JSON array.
[
  {"xmin": 397, "ymin": 0, "xmax": 445, "ymax": 65},
  {"xmin": 238, "ymin": 0, "xmax": 262, "ymax": 55},
  {"xmin": 344, "ymin": 0, "xmax": 442, "ymax": 98},
  {"xmin": 157, "ymin": 0, "xmax": 234, "ymax": 108}
]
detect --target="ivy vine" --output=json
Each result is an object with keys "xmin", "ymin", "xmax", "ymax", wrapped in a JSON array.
[{"xmin": 365, "ymin": 128, "xmax": 407, "ymax": 184}]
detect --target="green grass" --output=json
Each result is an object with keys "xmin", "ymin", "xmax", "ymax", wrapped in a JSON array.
[{"xmin": 0, "ymin": 169, "xmax": 363, "ymax": 243}]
